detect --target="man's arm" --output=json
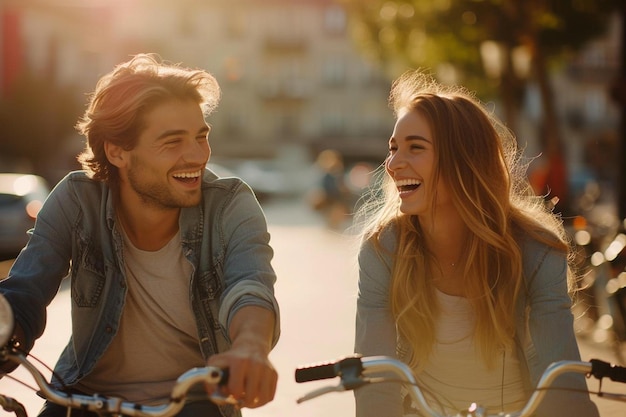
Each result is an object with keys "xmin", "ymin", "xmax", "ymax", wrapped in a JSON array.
[{"xmin": 206, "ymin": 305, "xmax": 277, "ymax": 409}]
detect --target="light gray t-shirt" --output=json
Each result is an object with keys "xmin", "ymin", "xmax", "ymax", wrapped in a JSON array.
[
  {"xmin": 75, "ymin": 228, "xmax": 205, "ymax": 405},
  {"xmin": 414, "ymin": 290, "xmax": 526, "ymax": 414}
]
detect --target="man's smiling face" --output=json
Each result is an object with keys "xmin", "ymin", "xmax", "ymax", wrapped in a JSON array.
[{"xmin": 122, "ymin": 98, "xmax": 211, "ymax": 209}]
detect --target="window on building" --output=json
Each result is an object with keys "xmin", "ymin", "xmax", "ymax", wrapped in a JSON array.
[
  {"xmin": 584, "ymin": 88, "xmax": 606, "ymax": 125},
  {"xmin": 322, "ymin": 58, "xmax": 346, "ymax": 86},
  {"xmin": 225, "ymin": 10, "xmax": 246, "ymax": 39},
  {"xmin": 321, "ymin": 107, "xmax": 345, "ymax": 135},
  {"xmin": 324, "ymin": 5, "xmax": 346, "ymax": 35}
]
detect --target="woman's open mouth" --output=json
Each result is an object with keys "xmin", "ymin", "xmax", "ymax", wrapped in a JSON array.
[{"xmin": 395, "ymin": 179, "xmax": 421, "ymax": 197}]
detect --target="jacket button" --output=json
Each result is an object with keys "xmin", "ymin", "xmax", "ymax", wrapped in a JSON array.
[{"xmin": 105, "ymin": 326, "xmax": 113, "ymax": 333}]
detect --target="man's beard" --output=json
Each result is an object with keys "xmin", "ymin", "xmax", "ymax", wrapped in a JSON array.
[{"xmin": 127, "ymin": 162, "xmax": 201, "ymax": 209}]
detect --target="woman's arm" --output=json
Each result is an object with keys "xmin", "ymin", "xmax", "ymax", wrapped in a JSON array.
[
  {"xmin": 524, "ymin": 243, "xmax": 599, "ymax": 417},
  {"xmin": 355, "ymin": 236, "xmax": 403, "ymax": 417}
]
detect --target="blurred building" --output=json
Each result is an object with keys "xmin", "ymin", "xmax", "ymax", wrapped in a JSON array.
[
  {"xmin": 0, "ymin": 1, "xmax": 621, "ymax": 172},
  {"xmin": 554, "ymin": 12, "xmax": 622, "ymax": 182},
  {"xmin": 551, "ymin": 12, "xmax": 622, "ymax": 215},
  {"xmin": 0, "ymin": 0, "xmax": 392, "ymax": 165}
]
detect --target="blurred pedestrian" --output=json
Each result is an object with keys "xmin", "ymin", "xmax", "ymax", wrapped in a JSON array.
[
  {"xmin": 310, "ymin": 149, "xmax": 352, "ymax": 230},
  {"xmin": 0, "ymin": 54, "xmax": 280, "ymax": 417},
  {"xmin": 528, "ymin": 125, "xmax": 570, "ymax": 214},
  {"xmin": 353, "ymin": 70, "xmax": 598, "ymax": 417}
]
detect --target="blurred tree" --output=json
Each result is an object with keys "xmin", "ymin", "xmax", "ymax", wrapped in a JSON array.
[
  {"xmin": 612, "ymin": 4, "xmax": 626, "ymax": 220},
  {"xmin": 340, "ymin": 0, "xmax": 619, "ymax": 210},
  {"xmin": 0, "ymin": 70, "xmax": 82, "ymax": 179}
]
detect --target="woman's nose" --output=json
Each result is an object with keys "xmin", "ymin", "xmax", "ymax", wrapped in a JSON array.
[{"xmin": 386, "ymin": 152, "xmax": 406, "ymax": 172}]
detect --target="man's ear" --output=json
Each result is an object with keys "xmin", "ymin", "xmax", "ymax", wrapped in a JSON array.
[{"xmin": 104, "ymin": 141, "xmax": 127, "ymax": 168}]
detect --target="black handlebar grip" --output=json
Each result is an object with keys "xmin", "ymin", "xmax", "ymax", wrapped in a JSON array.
[
  {"xmin": 590, "ymin": 359, "xmax": 626, "ymax": 383},
  {"xmin": 295, "ymin": 361, "xmax": 337, "ymax": 383}
]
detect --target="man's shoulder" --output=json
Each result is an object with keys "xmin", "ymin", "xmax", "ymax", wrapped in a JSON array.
[
  {"xmin": 53, "ymin": 170, "xmax": 106, "ymax": 192},
  {"xmin": 201, "ymin": 169, "xmax": 251, "ymax": 194}
]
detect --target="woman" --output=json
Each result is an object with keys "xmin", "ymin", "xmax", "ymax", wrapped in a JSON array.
[{"xmin": 354, "ymin": 70, "xmax": 598, "ymax": 417}]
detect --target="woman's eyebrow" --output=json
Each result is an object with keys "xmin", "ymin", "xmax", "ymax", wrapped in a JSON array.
[{"xmin": 405, "ymin": 135, "xmax": 430, "ymax": 143}]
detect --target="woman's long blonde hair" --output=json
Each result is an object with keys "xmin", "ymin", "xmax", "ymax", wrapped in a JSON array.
[{"xmin": 357, "ymin": 70, "xmax": 573, "ymax": 370}]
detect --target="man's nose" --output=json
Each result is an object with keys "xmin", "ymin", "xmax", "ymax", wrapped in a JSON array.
[{"xmin": 184, "ymin": 139, "xmax": 210, "ymax": 163}]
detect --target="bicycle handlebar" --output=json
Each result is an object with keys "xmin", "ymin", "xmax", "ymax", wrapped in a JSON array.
[
  {"xmin": 295, "ymin": 355, "xmax": 626, "ymax": 417},
  {"xmin": 589, "ymin": 358, "xmax": 626, "ymax": 383},
  {"xmin": 0, "ymin": 342, "xmax": 237, "ymax": 417}
]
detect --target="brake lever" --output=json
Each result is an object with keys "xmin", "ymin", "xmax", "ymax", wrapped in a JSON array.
[{"xmin": 208, "ymin": 392, "xmax": 240, "ymax": 406}]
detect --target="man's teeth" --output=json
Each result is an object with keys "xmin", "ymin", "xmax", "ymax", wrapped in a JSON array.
[
  {"xmin": 395, "ymin": 179, "xmax": 421, "ymax": 187},
  {"xmin": 173, "ymin": 170, "xmax": 201, "ymax": 179}
]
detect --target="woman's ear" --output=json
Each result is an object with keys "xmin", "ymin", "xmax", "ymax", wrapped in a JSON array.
[{"xmin": 104, "ymin": 141, "xmax": 127, "ymax": 168}]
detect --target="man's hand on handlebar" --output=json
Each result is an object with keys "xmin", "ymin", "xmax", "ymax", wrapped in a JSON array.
[
  {"xmin": 0, "ymin": 293, "xmax": 22, "ymax": 376},
  {"xmin": 206, "ymin": 340, "xmax": 278, "ymax": 409},
  {"xmin": 0, "ymin": 327, "xmax": 25, "ymax": 375},
  {"xmin": 206, "ymin": 305, "xmax": 278, "ymax": 409}
]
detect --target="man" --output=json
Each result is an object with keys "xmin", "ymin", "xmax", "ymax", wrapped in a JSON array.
[{"xmin": 0, "ymin": 54, "xmax": 280, "ymax": 417}]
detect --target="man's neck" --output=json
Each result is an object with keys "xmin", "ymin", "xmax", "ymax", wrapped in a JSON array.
[{"xmin": 116, "ymin": 203, "xmax": 180, "ymax": 251}]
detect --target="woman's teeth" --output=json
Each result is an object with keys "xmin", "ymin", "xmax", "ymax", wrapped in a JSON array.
[{"xmin": 395, "ymin": 179, "xmax": 421, "ymax": 192}]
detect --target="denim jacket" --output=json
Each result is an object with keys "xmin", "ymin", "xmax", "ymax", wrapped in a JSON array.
[
  {"xmin": 0, "ymin": 170, "xmax": 280, "ymax": 417},
  {"xmin": 354, "ymin": 224, "xmax": 598, "ymax": 417}
]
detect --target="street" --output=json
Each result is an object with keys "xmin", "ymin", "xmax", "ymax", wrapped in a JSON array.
[{"xmin": 1, "ymin": 196, "xmax": 626, "ymax": 416}]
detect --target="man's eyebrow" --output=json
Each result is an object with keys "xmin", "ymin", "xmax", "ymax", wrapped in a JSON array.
[{"xmin": 156, "ymin": 126, "xmax": 210, "ymax": 141}]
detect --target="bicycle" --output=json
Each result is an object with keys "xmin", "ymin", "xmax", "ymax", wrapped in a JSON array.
[
  {"xmin": 294, "ymin": 355, "xmax": 626, "ymax": 417},
  {"xmin": 0, "ymin": 294, "xmax": 237, "ymax": 417}
]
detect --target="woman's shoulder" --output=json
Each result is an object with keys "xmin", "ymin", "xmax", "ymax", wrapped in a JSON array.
[
  {"xmin": 516, "ymin": 229, "xmax": 565, "ymax": 259},
  {"xmin": 361, "ymin": 221, "xmax": 398, "ymax": 251},
  {"xmin": 518, "ymin": 233, "xmax": 550, "ymax": 255},
  {"xmin": 516, "ymin": 232, "xmax": 567, "ymax": 287},
  {"xmin": 358, "ymin": 221, "xmax": 398, "ymax": 268}
]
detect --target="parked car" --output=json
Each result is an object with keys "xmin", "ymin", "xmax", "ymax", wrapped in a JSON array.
[
  {"xmin": 0, "ymin": 173, "xmax": 50, "ymax": 260},
  {"xmin": 206, "ymin": 161, "xmax": 238, "ymax": 179},
  {"xmin": 210, "ymin": 157, "xmax": 317, "ymax": 202}
]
